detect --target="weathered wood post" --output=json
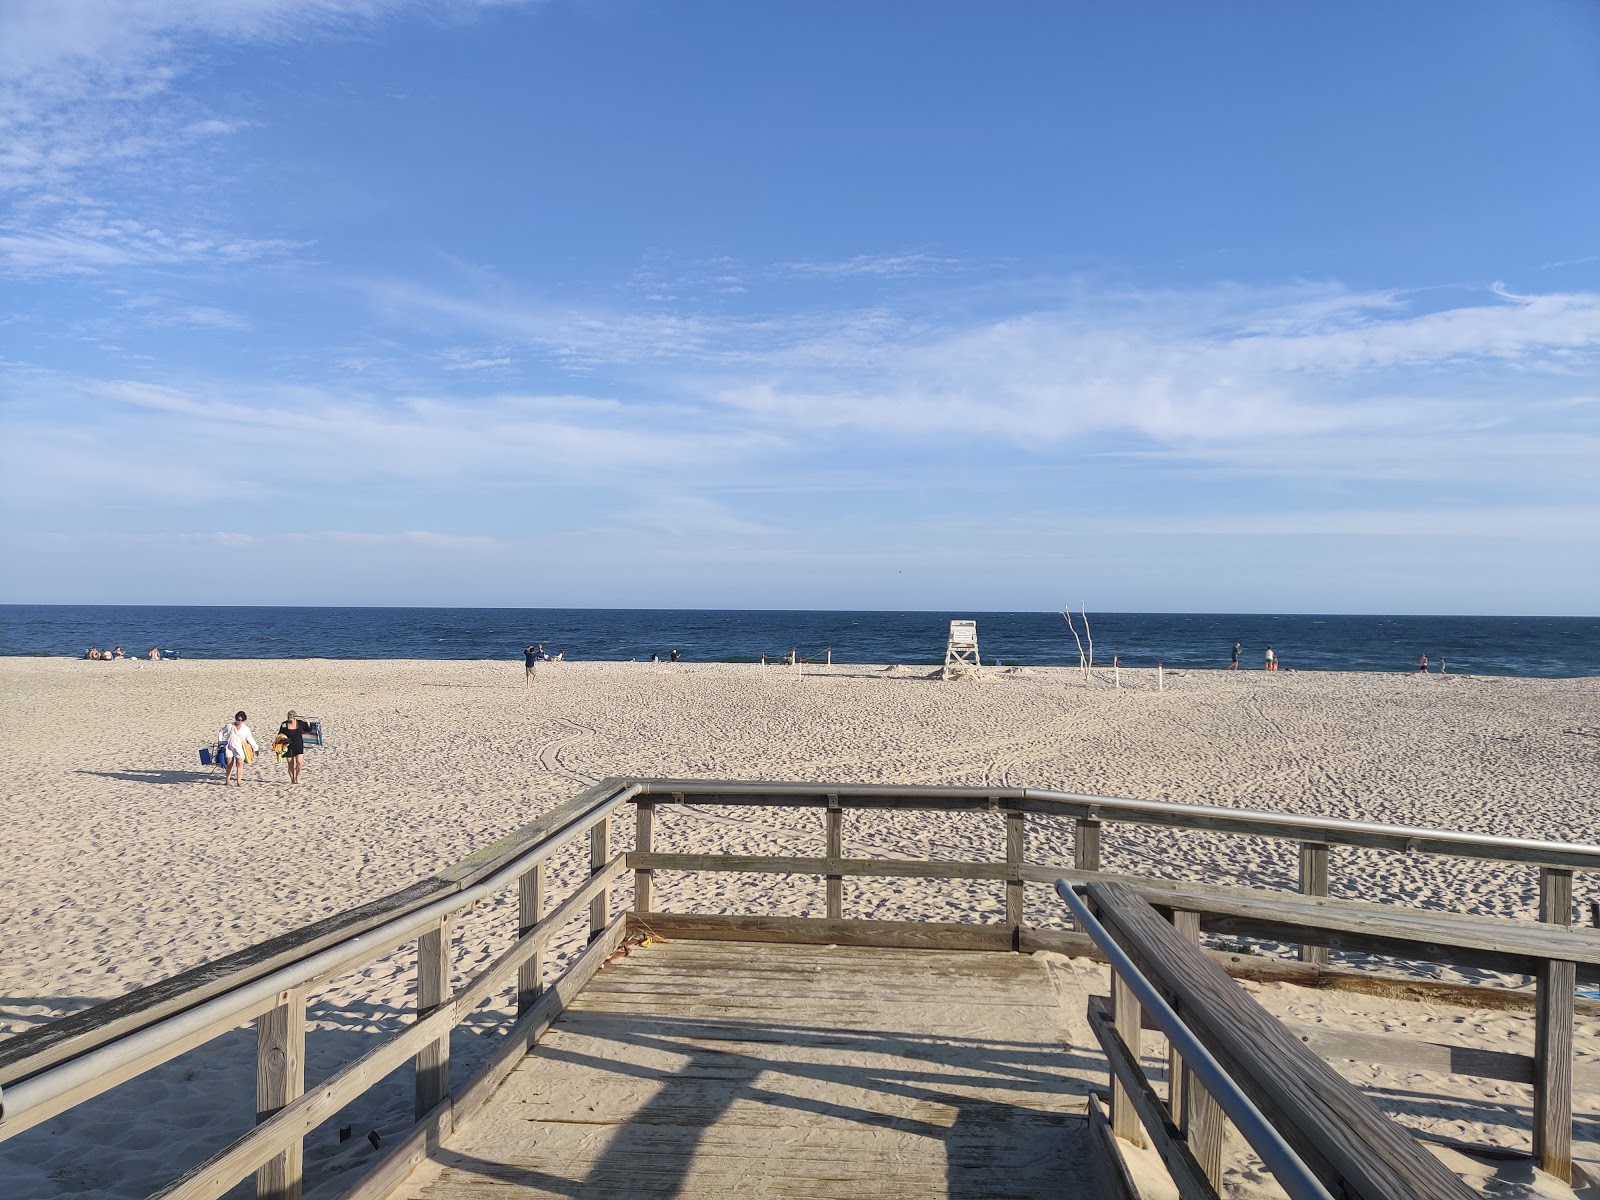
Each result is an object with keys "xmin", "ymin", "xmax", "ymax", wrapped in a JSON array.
[
  {"xmin": 1166, "ymin": 909, "xmax": 1223, "ymax": 1188},
  {"xmin": 415, "ymin": 917, "xmax": 452, "ymax": 1119},
  {"xmin": 825, "ymin": 793, "xmax": 843, "ymax": 920},
  {"xmin": 589, "ymin": 816, "xmax": 611, "ymax": 941},
  {"xmin": 634, "ymin": 799, "xmax": 656, "ymax": 914},
  {"xmin": 516, "ymin": 860, "xmax": 545, "ymax": 1015},
  {"xmin": 1110, "ymin": 970, "xmax": 1143, "ymax": 1145},
  {"xmin": 1074, "ymin": 817, "xmax": 1102, "ymax": 873},
  {"xmin": 1535, "ymin": 867, "xmax": 1576, "ymax": 1182},
  {"xmin": 1005, "ymin": 807, "xmax": 1026, "ymax": 927},
  {"xmin": 1298, "ymin": 842, "xmax": 1330, "ymax": 965},
  {"xmin": 255, "ymin": 987, "xmax": 305, "ymax": 1200}
]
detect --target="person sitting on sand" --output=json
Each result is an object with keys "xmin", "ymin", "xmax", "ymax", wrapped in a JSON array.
[
  {"xmin": 148, "ymin": 647, "xmax": 161, "ymax": 661},
  {"xmin": 85, "ymin": 647, "xmax": 99, "ymax": 659},
  {"xmin": 112, "ymin": 646, "xmax": 126, "ymax": 659},
  {"xmin": 221, "ymin": 711, "xmax": 259, "ymax": 786}
]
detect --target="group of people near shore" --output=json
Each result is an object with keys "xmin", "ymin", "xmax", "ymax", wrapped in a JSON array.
[
  {"xmin": 85, "ymin": 646, "xmax": 164, "ymax": 660},
  {"xmin": 215, "ymin": 710, "xmax": 316, "ymax": 785},
  {"xmin": 1228, "ymin": 642, "xmax": 1281, "ymax": 671}
]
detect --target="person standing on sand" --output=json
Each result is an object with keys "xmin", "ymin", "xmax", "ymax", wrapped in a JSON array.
[
  {"xmin": 524, "ymin": 644, "xmax": 540, "ymax": 688},
  {"xmin": 1417, "ymin": 654, "xmax": 1429, "ymax": 673},
  {"xmin": 1229, "ymin": 642, "xmax": 1241, "ymax": 670},
  {"xmin": 277, "ymin": 710, "xmax": 313, "ymax": 784},
  {"xmin": 222, "ymin": 711, "xmax": 258, "ymax": 786},
  {"xmin": 1264, "ymin": 646, "xmax": 1276, "ymax": 671}
]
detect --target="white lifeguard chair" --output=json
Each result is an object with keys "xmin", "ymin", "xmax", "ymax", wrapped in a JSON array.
[{"xmin": 943, "ymin": 620, "xmax": 981, "ymax": 681}]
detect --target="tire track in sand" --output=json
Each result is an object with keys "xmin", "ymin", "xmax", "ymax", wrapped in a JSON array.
[{"xmin": 534, "ymin": 717, "xmax": 599, "ymax": 786}]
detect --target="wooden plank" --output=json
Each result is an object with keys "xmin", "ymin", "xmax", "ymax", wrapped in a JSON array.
[
  {"xmin": 1087, "ymin": 1092, "xmax": 1143, "ymax": 1200},
  {"xmin": 1055, "ymin": 869, "xmax": 1600, "ymax": 975},
  {"xmin": 1111, "ymin": 972, "xmax": 1143, "ymax": 1145},
  {"xmin": 344, "ymin": 920, "xmax": 631, "ymax": 1200},
  {"xmin": 628, "ymin": 851, "xmax": 1013, "ymax": 881},
  {"xmin": 1007, "ymin": 810, "xmax": 1026, "ymax": 926},
  {"xmin": 1087, "ymin": 997, "xmax": 1218, "ymax": 1200},
  {"xmin": 1533, "ymin": 957, "xmax": 1576, "ymax": 1183},
  {"xmin": 516, "ymin": 860, "xmax": 544, "ymax": 1016},
  {"xmin": 254, "ymin": 989, "xmax": 305, "ymax": 1200},
  {"xmin": 1275, "ymin": 1020, "xmax": 1600, "ymax": 1090},
  {"xmin": 826, "ymin": 795, "xmax": 843, "ymax": 920},
  {"xmin": 1088, "ymin": 881, "xmax": 1476, "ymax": 1200},
  {"xmin": 634, "ymin": 800, "xmax": 655, "ymax": 914},
  {"xmin": 332, "ymin": 1098, "xmax": 452, "ymax": 1200},
  {"xmin": 625, "ymin": 911, "xmax": 1015, "ymax": 952},
  {"xmin": 415, "ymin": 917, "xmax": 452, "ymax": 1120},
  {"xmin": 638, "ymin": 779, "xmax": 1600, "ymax": 870},
  {"xmin": 449, "ymin": 915, "xmax": 628, "ymax": 1127},
  {"xmin": 589, "ymin": 816, "xmax": 610, "ymax": 941},
  {"xmin": 1298, "ymin": 843, "xmax": 1330, "ymax": 966}
]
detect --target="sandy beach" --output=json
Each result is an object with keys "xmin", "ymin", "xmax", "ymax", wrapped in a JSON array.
[{"xmin": 2, "ymin": 656, "xmax": 1598, "ymax": 1197}]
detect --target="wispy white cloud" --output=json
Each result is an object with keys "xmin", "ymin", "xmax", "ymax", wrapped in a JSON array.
[{"xmin": 778, "ymin": 253, "xmax": 959, "ymax": 278}]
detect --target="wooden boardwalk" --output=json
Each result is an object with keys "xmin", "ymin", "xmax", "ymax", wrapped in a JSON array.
[{"xmin": 394, "ymin": 939, "xmax": 1100, "ymax": 1199}]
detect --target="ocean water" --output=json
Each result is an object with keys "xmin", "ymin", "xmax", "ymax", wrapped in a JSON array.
[{"xmin": 1, "ymin": 606, "xmax": 1596, "ymax": 677}]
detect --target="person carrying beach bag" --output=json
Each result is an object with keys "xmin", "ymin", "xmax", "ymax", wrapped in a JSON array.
[{"xmin": 221, "ymin": 711, "xmax": 259, "ymax": 786}]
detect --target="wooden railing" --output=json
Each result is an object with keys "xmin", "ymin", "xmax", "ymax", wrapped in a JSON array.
[
  {"xmin": 0, "ymin": 779, "xmax": 643, "ymax": 1200},
  {"xmin": 1059, "ymin": 875, "xmax": 1600, "ymax": 1195},
  {"xmin": 1, "ymin": 777, "xmax": 1596, "ymax": 1200}
]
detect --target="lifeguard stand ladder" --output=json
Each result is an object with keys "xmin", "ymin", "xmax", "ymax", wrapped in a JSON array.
[{"xmin": 943, "ymin": 620, "xmax": 981, "ymax": 681}]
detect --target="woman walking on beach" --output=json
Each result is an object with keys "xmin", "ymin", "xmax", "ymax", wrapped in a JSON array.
[
  {"xmin": 222, "ymin": 711, "xmax": 259, "ymax": 786},
  {"xmin": 277, "ymin": 710, "xmax": 313, "ymax": 784}
]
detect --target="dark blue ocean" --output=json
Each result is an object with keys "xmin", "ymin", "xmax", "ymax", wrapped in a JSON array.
[{"xmin": 1, "ymin": 606, "xmax": 1596, "ymax": 677}]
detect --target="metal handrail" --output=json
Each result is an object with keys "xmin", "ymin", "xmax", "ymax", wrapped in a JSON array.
[{"xmin": 1055, "ymin": 879, "xmax": 1335, "ymax": 1200}]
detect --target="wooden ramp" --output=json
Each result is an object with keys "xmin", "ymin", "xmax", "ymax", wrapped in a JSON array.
[{"xmin": 394, "ymin": 939, "xmax": 1099, "ymax": 1199}]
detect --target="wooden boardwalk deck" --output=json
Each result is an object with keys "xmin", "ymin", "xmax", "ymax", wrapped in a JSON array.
[{"xmin": 394, "ymin": 939, "xmax": 1101, "ymax": 1199}]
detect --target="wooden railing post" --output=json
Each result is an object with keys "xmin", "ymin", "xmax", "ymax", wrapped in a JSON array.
[
  {"xmin": 1074, "ymin": 817, "xmax": 1102, "ymax": 873},
  {"xmin": 1298, "ymin": 841, "xmax": 1330, "ymax": 965},
  {"xmin": 1005, "ymin": 808, "xmax": 1025, "ymax": 927},
  {"xmin": 590, "ymin": 816, "xmax": 611, "ymax": 941},
  {"xmin": 255, "ymin": 987, "xmax": 305, "ymax": 1200},
  {"xmin": 1536, "ymin": 867, "xmax": 1576, "ymax": 1182},
  {"xmin": 634, "ymin": 800, "xmax": 656, "ymax": 914},
  {"xmin": 825, "ymin": 794, "xmax": 843, "ymax": 919},
  {"xmin": 1166, "ymin": 909, "xmax": 1223, "ymax": 1188},
  {"xmin": 415, "ymin": 917, "xmax": 452, "ymax": 1120},
  {"xmin": 1541, "ymin": 868, "xmax": 1574, "ymax": 927},
  {"xmin": 1110, "ymin": 969, "xmax": 1143, "ymax": 1146},
  {"xmin": 517, "ymin": 860, "xmax": 545, "ymax": 1015}
]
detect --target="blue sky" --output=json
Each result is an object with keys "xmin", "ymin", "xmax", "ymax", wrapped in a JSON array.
[{"xmin": 1, "ymin": 1, "xmax": 1597, "ymax": 613}]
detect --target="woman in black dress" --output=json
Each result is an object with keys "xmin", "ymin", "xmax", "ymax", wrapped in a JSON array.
[{"xmin": 278, "ymin": 710, "xmax": 313, "ymax": 784}]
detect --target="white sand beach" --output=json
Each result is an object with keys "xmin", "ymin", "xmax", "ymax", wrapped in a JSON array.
[{"xmin": 1, "ymin": 657, "xmax": 1597, "ymax": 1197}]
